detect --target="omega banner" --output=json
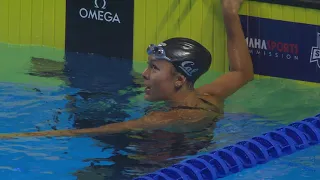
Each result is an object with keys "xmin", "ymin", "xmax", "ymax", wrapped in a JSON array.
[{"xmin": 65, "ymin": 0, "xmax": 134, "ymax": 59}]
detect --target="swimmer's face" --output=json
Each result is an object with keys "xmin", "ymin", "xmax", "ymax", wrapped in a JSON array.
[{"xmin": 142, "ymin": 56, "xmax": 181, "ymax": 102}]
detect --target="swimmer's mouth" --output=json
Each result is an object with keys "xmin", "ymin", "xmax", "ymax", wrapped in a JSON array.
[{"xmin": 145, "ymin": 86, "xmax": 151, "ymax": 94}]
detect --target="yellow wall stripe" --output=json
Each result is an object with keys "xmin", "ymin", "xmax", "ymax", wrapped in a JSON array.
[
  {"xmin": 179, "ymin": 0, "xmax": 191, "ymax": 39},
  {"xmin": 20, "ymin": 0, "xmax": 32, "ymax": 45},
  {"xmin": 145, "ymin": 1, "xmax": 158, "ymax": 46},
  {"xmin": 157, "ymin": 0, "xmax": 169, "ymax": 43},
  {"xmin": 54, "ymin": 0, "xmax": 66, "ymax": 49},
  {"xmin": 31, "ymin": 0, "xmax": 44, "ymax": 46},
  {"xmin": 43, "ymin": 0, "xmax": 55, "ymax": 47},
  {"xmin": 0, "ymin": 0, "xmax": 9, "ymax": 43},
  {"xmin": 167, "ymin": 0, "xmax": 181, "ymax": 38},
  {"xmin": 133, "ymin": 0, "xmax": 147, "ymax": 62},
  {"xmin": 8, "ymin": 0, "xmax": 21, "ymax": 44},
  {"xmin": 0, "ymin": 0, "xmax": 65, "ymax": 49},
  {"xmin": 201, "ymin": 0, "xmax": 214, "ymax": 69},
  {"xmin": 190, "ymin": 0, "xmax": 202, "ymax": 42}
]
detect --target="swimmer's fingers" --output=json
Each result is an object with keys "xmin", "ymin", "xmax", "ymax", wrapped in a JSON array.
[
  {"xmin": 221, "ymin": 0, "xmax": 243, "ymax": 14},
  {"xmin": 0, "ymin": 134, "xmax": 19, "ymax": 139},
  {"xmin": 0, "ymin": 132, "xmax": 48, "ymax": 139}
]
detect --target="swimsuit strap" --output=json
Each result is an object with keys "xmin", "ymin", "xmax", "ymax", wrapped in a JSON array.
[
  {"xmin": 198, "ymin": 97, "xmax": 222, "ymax": 113},
  {"xmin": 171, "ymin": 97, "xmax": 221, "ymax": 113},
  {"xmin": 170, "ymin": 106, "xmax": 208, "ymax": 111}
]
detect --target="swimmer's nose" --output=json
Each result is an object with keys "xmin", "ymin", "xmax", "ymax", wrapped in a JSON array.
[{"xmin": 142, "ymin": 68, "xmax": 149, "ymax": 80}]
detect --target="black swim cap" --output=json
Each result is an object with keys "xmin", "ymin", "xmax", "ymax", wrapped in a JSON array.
[{"xmin": 161, "ymin": 37, "xmax": 212, "ymax": 83}]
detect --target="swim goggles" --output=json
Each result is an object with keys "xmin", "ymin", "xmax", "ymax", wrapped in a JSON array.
[{"xmin": 146, "ymin": 43, "xmax": 172, "ymax": 61}]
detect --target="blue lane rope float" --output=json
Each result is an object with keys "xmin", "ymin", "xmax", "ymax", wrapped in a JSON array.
[{"xmin": 134, "ymin": 113, "xmax": 320, "ymax": 180}]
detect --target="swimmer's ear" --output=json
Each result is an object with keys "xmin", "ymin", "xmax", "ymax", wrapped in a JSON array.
[{"xmin": 174, "ymin": 74, "xmax": 187, "ymax": 88}]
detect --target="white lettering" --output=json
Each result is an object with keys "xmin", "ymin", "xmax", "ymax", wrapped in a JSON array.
[
  {"xmin": 79, "ymin": 8, "xmax": 88, "ymax": 18},
  {"xmin": 98, "ymin": 10, "xmax": 104, "ymax": 20},
  {"xmin": 78, "ymin": 0, "xmax": 121, "ymax": 24},
  {"xmin": 249, "ymin": 38, "xmax": 254, "ymax": 48},
  {"xmin": 246, "ymin": 37, "xmax": 267, "ymax": 50},
  {"xmin": 286, "ymin": 54, "xmax": 291, "ymax": 59},
  {"xmin": 179, "ymin": 61, "xmax": 199, "ymax": 76},
  {"xmin": 88, "ymin": 9, "xmax": 98, "ymax": 19},
  {"xmin": 255, "ymin": 38, "xmax": 260, "ymax": 49},
  {"xmin": 246, "ymin": 37, "xmax": 299, "ymax": 60},
  {"xmin": 261, "ymin": 40, "xmax": 267, "ymax": 50},
  {"xmin": 95, "ymin": 0, "xmax": 107, "ymax": 9},
  {"xmin": 247, "ymin": 49, "xmax": 299, "ymax": 60},
  {"xmin": 79, "ymin": 8, "xmax": 121, "ymax": 23},
  {"xmin": 112, "ymin": 13, "xmax": 120, "ymax": 23},
  {"xmin": 312, "ymin": 49, "xmax": 320, "ymax": 59}
]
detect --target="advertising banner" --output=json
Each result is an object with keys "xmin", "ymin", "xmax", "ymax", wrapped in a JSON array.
[
  {"xmin": 240, "ymin": 15, "xmax": 320, "ymax": 83},
  {"xmin": 65, "ymin": 0, "xmax": 134, "ymax": 59},
  {"xmin": 64, "ymin": 0, "xmax": 135, "ymax": 94}
]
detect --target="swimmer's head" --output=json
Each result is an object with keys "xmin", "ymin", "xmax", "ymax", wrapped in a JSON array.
[{"xmin": 142, "ymin": 37, "xmax": 212, "ymax": 102}]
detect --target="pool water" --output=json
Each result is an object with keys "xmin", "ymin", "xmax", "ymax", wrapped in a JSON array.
[{"xmin": 0, "ymin": 45, "xmax": 320, "ymax": 179}]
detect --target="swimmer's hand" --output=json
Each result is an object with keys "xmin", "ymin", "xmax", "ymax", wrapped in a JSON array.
[
  {"xmin": 221, "ymin": 0, "xmax": 243, "ymax": 14},
  {"xmin": 0, "ymin": 129, "xmax": 100, "ymax": 139}
]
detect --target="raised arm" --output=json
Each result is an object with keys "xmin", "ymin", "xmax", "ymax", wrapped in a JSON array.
[{"xmin": 197, "ymin": 0, "xmax": 253, "ymax": 100}]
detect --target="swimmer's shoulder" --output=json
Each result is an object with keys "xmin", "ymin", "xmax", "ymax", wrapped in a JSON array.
[
  {"xmin": 195, "ymin": 90, "xmax": 224, "ymax": 113},
  {"xmin": 147, "ymin": 108, "xmax": 218, "ymax": 133}
]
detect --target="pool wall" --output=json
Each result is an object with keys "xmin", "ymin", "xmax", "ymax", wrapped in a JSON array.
[{"xmin": 0, "ymin": 0, "xmax": 320, "ymax": 85}]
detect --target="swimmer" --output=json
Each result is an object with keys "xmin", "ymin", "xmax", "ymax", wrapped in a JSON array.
[{"xmin": 0, "ymin": 0, "xmax": 253, "ymax": 139}]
